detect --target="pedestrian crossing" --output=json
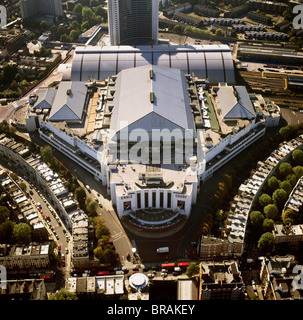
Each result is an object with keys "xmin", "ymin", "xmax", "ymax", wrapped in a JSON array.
[{"xmin": 112, "ymin": 231, "xmax": 124, "ymax": 242}]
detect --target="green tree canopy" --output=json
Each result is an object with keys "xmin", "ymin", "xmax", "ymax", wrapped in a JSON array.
[
  {"xmin": 282, "ymin": 208, "xmax": 297, "ymax": 226},
  {"xmin": 69, "ymin": 29, "xmax": 81, "ymax": 42},
  {"xmin": 279, "ymin": 125, "xmax": 296, "ymax": 141},
  {"xmin": 293, "ymin": 166, "xmax": 303, "ymax": 180},
  {"xmin": 41, "ymin": 145, "xmax": 54, "ymax": 164},
  {"xmin": 74, "ymin": 187, "xmax": 86, "ymax": 209},
  {"xmin": 250, "ymin": 211, "xmax": 264, "ymax": 229},
  {"xmin": 292, "ymin": 149, "xmax": 303, "ymax": 166},
  {"xmin": 286, "ymin": 174, "xmax": 297, "ymax": 188},
  {"xmin": 13, "ymin": 223, "xmax": 31, "ymax": 244},
  {"xmin": 86, "ymin": 200, "xmax": 98, "ymax": 217},
  {"xmin": 257, "ymin": 232, "xmax": 275, "ymax": 253},
  {"xmin": 267, "ymin": 176, "xmax": 280, "ymax": 193},
  {"xmin": 82, "ymin": 6, "xmax": 94, "ymax": 21},
  {"xmin": 279, "ymin": 180, "xmax": 292, "ymax": 195},
  {"xmin": 73, "ymin": 3, "xmax": 83, "ymax": 14},
  {"xmin": 49, "ymin": 288, "xmax": 78, "ymax": 300},
  {"xmin": 70, "ymin": 20, "xmax": 80, "ymax": 30},
  {"xmin": 262, "ymin": 218, "xmax": 274, "ymax": 233},
  {"xmin": 0, "ymin": 206, "xmax": 10, "ymax": 223},
  {"xmin": 272, "ymin": 189, "xmax": 288, "ymax": 208},
  {"xmin": 278, "ymin": 162, "xmax": 293, "ymax": 180},
  {"xmin": 258, "ymin": 193, "xmax": 272, "ymax": 208},
  {"xmin": 186, "ymin": 262, "xmax": 200, "ymax": 277},
  {"xmin": 263, "ymin": 204, "xmax": 279, "ymax": 221},
  {"xmin": 0, "ymin": 220, "xmax": 14, "ymax": 243}
]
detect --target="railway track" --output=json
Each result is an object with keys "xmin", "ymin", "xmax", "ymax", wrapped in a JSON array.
[{"xmin": 236, "ymin": 71, "xmax": 303, "ymax": 108}]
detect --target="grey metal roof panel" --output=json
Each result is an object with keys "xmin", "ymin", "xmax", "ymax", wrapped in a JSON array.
[
  {"xmin": 49, "ymin": 82, "xmax": 87, "ymax": 121},
  {"xmin": 188, "ymin": 51, "xmax": 207, "ymax": 78},
  {"xmin": 205, "ymin": 52, "xmax": 224, "ymax": 84},
  {"xmin": 70, "ymin": 44, "xmax": 235, "ymax": 84},
  {"xmin": 222, "ymin": 51, "xmax": 235, "ymax": 83},
  {"xmin": 110, "ymin": 65, "xmax": 195, "ymax": 140},
  {"xmin": 135, "ymin": 51, "xmax": 153, "ymax": 67},
  {"xmin": 217, "ymin": 85, "xmax": 255, "ymax": 120},
  {"xmin": 33, "ymin": 88, "xmax": 56, "ymax": 109}
]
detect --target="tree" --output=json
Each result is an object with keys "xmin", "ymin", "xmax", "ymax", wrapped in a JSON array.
[
  {"xmin": 262, "ymin": 218, "xmax": 274, "ymax": 233},
  {"xmin": 250, "ymin": 211, "xmax": 264, "ymax": 229},
  {"xmin": 69, "ymin": 29, "xmax": 80, "ymax": 42},
  {"xmin": 95, "ymin": 220, "xmax": 110, "ymax": 239},
  {"xmin": 19, "ymin": 182, "xmax": 27, "ymax": 193},
  {"xmin": 279, "ymin": 125, "xmax": 296, "ymax": 141},
  {"xmin": 267, "ymin": 176, "xmax": 280, "ymax": 193},
  {"xmin": 40, "ymin": 20, "xmax": 48, "ymax": 31},
  {"xmin": 94, "ymin": 5, "xmax": 107, "ymax": 21},
  {"xmin": 272, "ymin": 189, "xmax": 288, "ymax": 208},
  {"xmin": 174, "ymin": 24, "xmax": 182, "ymax": 34},
  {"xmin": 0, "ymin": 220, "xmax": 14, "ymax": 243},
  {"xmin": 13, "ymin": 223, "xmax": 31, "ymax": 244},
  {"xmin": 81, "ymin": 21, "xmax": 90, "ymax": 32},
  {"xmin": 280, "ymin": 180, "xmax": 292, "ymax": 195},
  {"xmin": 186, "ymin": 262, "xmax": 200, "ymax": 277},
  {"xmin": 0, "ymin": 206, "xmax": 10, "ymax": 223},
  {"xmin": 74, "ymin": 187, "xmax": 86, "ymax": 209},
  {"xmin": 293, "ymin": 166, "xmax": 303, "ymax": 180},
  {"xmin": 57, "ymin": 25, "xmax": 66, "ymax": 38},
  {"xmin": 223, "ymin": 174, "xmax": 233, "ymax": 190},
  {"xmin": 286, "ymin": 174, "xmax": 297, "ymax": 189},
  {"xmin": 86, "ymin": 200, "xmax": 98, "ymax": 217},
  {"xmin": 258, "ymin": 194, "xmax": 272, "ymax": 208},
  {"xmin": 3, "ymin": 63, "xmax": 16, "ymax": 84},
  {"xmin": 264, "ymin": 204, "xmax": 279, "ymax": 221},
  {"xmin": 215, "ymin": 28, "xmax": 223, "ymax": 37},
  {"xmin": 278, "ymin": 162, "xmax": 293, "ymax": 180},
  {"xmin": 60, "ymin": 34, "xmax": 72, "ymax": 42},
  {"xmin": 73, "ymin": 3, "xmax": 83, "ymax": 14},
  {"xmin": 292, "ymin": 149, "xmax": 303, "ymax": 165},
  {"xmin": 41, "ymin": 145, "xmax": 54, "ymax": 164},
  {"xmin": 82, "ymin": 6, "xmax": 94, "ymax": 22},
  {"xmin": 282, "ymin": 208, "xmax": 297, "ymax": 226},
  {"xmin": 90, "ymin": 0, "xmax": 101, "ymax": 7},
  {"xmin": 49, "ymin": 289, "xmax": 78, "ymax": 300},
  {"xmin": 70, "ymin": 20, "xmax": 80, "ymax": 30},
  {"xmin": 257, "ymin": 232, "xmax": 275, "ymax": 253}
]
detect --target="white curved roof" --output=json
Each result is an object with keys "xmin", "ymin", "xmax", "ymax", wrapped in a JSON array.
[{"xmin": 70, "ymin": 44, "xmax": 235, "ymax": 84}]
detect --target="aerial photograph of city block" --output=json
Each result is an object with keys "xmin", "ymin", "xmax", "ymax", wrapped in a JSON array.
[{"xmin": 0, "ymin": 0, "xmax": 303, "ymax": 307}]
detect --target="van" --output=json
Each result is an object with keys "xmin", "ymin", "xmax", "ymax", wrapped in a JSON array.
[
  {"xmin": 115, "ymin": 270, "xmax": 124, "ymax": 275},
  {"xmin": 156, "ymin": 247, "xmax": 169, "ymax": 253}
]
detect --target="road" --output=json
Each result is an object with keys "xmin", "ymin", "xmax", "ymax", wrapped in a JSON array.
[
  {"xmin": 0, "ymin": 159, "xmax": 72, "ymax": 278},
  {"xmin": 27, "ymin": 131, "xmax": 136, "ymax": 268}
]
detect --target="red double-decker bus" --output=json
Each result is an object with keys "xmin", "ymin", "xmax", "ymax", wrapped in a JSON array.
[
  {"xmin": 177, "ymin": 262, "xmax": 190, "ymax": 268},
  {"xmin": 161, "ymin": 263, "xmax": 175, "ymax": 269}
]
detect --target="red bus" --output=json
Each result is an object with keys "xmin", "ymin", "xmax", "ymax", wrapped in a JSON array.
[
  {"xmin": 178, "ymin": 262, "xmax": 190, "ymax": 268},
  {"xmin": 98, "ymin": 271, "xmax": 110, "ymax": 275},
  {"xmin": 161, "ymin": 263, "xmax": 175, "ymax": 269}
]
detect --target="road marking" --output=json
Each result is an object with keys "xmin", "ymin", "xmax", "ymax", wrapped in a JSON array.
[{"xmin": 112, "ymin": 231, "xmax": 124, "ymax": 242}]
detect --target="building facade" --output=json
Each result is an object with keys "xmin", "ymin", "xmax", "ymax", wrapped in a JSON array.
[
  {"xmin": 20, "ymin": 0, "xmax": 63, "ymax": 20},
  {"xmin": 108, "ymin": 0, "xmax": 159, "ymax": 45}
]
